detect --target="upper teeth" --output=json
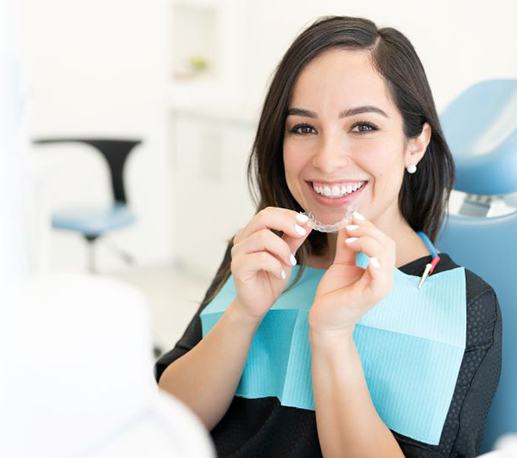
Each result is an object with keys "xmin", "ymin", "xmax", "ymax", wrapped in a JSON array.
[{"xmin": 313, "ymin": 181, "xmax": 365, "ymax": 197}]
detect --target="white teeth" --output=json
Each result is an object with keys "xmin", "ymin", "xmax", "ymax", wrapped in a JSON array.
[{"xmin": 313, "ymin": 181, "xmax": 365, "ymax": 198}]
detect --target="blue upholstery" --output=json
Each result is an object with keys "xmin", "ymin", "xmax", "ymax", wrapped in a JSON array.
[
  {"xmin": 440, "ymin": 79, "xmax": 517, "ymax": 195},
  {"xmin": 437, "ymin": 79, "xmax": 517, "ymax": 452},
  {"xmin": 52, "ymin": 203, "xmax": 136, "ymax": 238},
  {"xmin": 437, "ymin": 213, "xmax": 517, "ymax": 451}
]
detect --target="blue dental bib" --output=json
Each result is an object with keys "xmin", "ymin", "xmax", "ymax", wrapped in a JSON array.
[{"xmin": 200, "ymin": 261, "xmax": 466, "ymax": 445}]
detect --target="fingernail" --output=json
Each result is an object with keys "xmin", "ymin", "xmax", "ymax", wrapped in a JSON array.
[
  {"xmin": 346, "ymin": 224, "xmax": 359, "ymax": 231},
  {"xmin": 370, "ymin": 257, "xmax": 381, "ymax": 269},
  {"xmin": 290, "ymin": 254, "xmax": 297, "ymax": 266},
  {"xmin": 345, "ymin": 237, "xmax": 359, "ymax": 244},
  {"xmin": 296, "ymin": 213, "xmax": 309, "ymax": 223},
  {"xmin": 281, "ymin": 269, "xmax": 287, "ymax": 280},
  {"xmin": 294, "ymin": 224, "xmax": 307, "ymax": 236},
  {"xmin": 353, "ymin": 211, "xmax": 365, "ymax": 221}
]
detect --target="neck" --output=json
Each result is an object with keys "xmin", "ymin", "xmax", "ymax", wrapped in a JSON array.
[{"xmin": 315, "ymin": 208, "xmax": 430, "ymax": 269}]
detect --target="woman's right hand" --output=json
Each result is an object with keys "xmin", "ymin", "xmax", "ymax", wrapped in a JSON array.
[{"xmin": 230, "ymin": 207, "xmax": 312, "ymax": 322}]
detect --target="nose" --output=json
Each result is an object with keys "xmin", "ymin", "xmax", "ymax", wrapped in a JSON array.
[{"xmin": 311, "ymin": 135, "xmax": 351, "ymax": 174}]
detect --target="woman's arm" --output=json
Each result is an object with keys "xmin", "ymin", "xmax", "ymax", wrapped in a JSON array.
[
  {"xmin": 310, "ymin": 329, "xmax": 404, "ymax": 458},
  {"xmin": 158, "ymin": 299, "xmax": 260, "ymax": 431},
  {"xmin": 159, "ymin": 209, "xmax": 311, "ymax": 431}
]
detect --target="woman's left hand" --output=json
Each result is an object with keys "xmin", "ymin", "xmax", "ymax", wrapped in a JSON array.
[{"xmin": 309, "ymin": 212, "xmax": 396, "ymax": 335}]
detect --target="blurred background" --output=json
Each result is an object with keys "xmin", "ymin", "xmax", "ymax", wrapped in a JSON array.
[
  {"xmin": 17, "ymin": 0, "xmax": 517, "ymax": 353},
  {"xmin": 2, "ymin": 0, "xmax": 517, "ymax": 455}
]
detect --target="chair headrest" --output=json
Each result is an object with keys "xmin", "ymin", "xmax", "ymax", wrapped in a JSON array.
[{"xmin": 440, "ymin": 79, "xmax": 517, "ymax": 195}]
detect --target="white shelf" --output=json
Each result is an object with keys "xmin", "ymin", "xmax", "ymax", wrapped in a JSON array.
[{"xmin": 169, "ymin": 0, "xmax": 248, "ymax": 106}]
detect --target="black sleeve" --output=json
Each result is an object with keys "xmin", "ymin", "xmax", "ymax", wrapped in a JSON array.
[
  {"xmin": 154, "ymin": 239, "xmax": 234, "ymax": 383},
  {"xmin": 393, "ymin": 273, "xmax": 502, "ymax": 458},
  {"xmin": 154, "ymin": 300, "xmax": 205, "ymax": 383}
]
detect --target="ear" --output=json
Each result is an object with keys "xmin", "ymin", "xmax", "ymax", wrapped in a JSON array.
[{"xmin": 405, "ymin": 122, "xmax": 432, "ymax": 168}]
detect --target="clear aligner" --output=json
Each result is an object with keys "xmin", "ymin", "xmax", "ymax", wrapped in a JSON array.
[{"xmin": 301, "ymin": 206, "xmax": 355, "ymax": 233}]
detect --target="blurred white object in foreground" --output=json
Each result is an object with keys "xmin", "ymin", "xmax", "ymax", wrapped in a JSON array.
[
  {"xmin": 3, "ymin": 274, "xmax": 214, "ymax": 458},
  {"xmin": 478, "ymin": 434, "xmax": 517, "ymax": 457}
]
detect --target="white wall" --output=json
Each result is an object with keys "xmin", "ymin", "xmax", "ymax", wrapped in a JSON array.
[
  {"xmin": 21, "ymin": 0, "xmax": 173, "ymax": 272},
  {"xmin": 243, "ymin": 0, "xmax": 517, "ymax": 110},
  {"xmin": 20, "ymin": 0, "xmax": 517, "ymax": 274}
]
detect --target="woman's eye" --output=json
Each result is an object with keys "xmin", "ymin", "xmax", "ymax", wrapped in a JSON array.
[
  {"xmin": 351, "ymin": 122, "xmax": 378, "ymax": 133},
  {"xmin": 290, "ymin": 124, "xmax": 316, "ymax": 135}
]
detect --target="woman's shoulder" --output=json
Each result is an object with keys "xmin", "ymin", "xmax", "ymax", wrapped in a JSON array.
[
  {"xmin": 438, "ymin": 253, "xmax": 501, "ymax": 348},
  {"xmin": 438, "ymin": 253, "xmax": 498, "ymax": 305},
  {"xmin": 419, "ymin": 252, "xmax": 500, "ymax": 335}
]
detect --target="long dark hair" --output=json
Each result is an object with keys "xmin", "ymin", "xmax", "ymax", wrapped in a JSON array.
[{"xmin": 200, "ymin": 15, "xmax": 455, "ymax": 307}]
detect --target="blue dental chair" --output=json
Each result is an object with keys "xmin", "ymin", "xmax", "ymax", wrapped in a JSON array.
[
  {"xmin": 436, "ymin": 79, "xmax": 517, "ymax": 452},
  {"xmin": 32, "ymin": 138, "xmax": 141, "ymax": 273}
]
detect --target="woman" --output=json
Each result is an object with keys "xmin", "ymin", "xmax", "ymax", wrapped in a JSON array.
[{"xmin": 156, "ymin": 16, "xmax": 501, "ymax": 457}]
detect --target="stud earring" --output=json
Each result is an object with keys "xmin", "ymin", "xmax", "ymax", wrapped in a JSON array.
[{"xmin": 407, "ymin": 164, "xmax": 417, "ymax": 174}]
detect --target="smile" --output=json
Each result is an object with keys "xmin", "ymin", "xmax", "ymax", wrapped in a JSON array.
[{"xmin": 311, "ymin": 181, "xmax": 367, "ymax": 198}]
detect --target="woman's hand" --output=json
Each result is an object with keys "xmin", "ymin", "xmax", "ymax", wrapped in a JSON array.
[
  {"xmin": 309, "ymin": 212, "xmax": 396, "ymax": 335},
  {"xmin": 230, "ymin": 207, "xmax": 312, "ymax": 322}
]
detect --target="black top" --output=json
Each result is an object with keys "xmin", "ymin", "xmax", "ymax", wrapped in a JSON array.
[{"xmin": 155, "ymin": 253, "xmax": 502, "ymax": 458}]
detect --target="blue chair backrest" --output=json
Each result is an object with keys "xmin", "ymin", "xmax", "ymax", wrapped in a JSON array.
[
  {"xmin": 437, "ymin": 213, "xmax": 517, "ymax": 451},
  {"xmin": 437, "ymin": 79, "xmax": 517, "ymax": 452}
]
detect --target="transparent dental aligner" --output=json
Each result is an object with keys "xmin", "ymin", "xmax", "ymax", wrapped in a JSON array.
[{"xmin": 301, "ymin": 206, "xmax": 355, "ymax": 233}]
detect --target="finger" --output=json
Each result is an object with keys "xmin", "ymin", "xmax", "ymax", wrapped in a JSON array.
[
  {"xmin": 236, "ymin": 207, "xmax": 310, "ymax": 244},
  {"xmin": 232, "ymin": 228, "xmax": 297, "ymax": 268},
  {"xmin": 347, "ymin": 213, "xmax": 394, "ymax": 248},
  {"xmin": 231, "ymin": 251, "xmax": 287, "ymax": 281},
  {"xmin": 344, "ymin": 223, "xmax": 396, "ymax": 264},
  {"xmin": 343, "ymin": 235, "xmax": 387, "ymax": 266},
  {"xmin": 344, "ymin": 235, "xmax": 394, "ymax": 297},
  {"xmin": 333, "ymin": 226, "xmax": 360, "ymax": 266},
  {"xmin": 281, "ymin": 224, "xmax": 312, "ymax": 264}
]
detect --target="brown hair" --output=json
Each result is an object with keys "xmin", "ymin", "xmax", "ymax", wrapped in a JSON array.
[{"xmin": 200, "ymin": 15, "xmax": 455, "ymax": 307}]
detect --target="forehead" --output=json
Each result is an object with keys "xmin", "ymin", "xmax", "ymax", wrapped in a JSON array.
[{"xmin": 290, "ymin": 48, "xmax": 395, "ymax": 113}]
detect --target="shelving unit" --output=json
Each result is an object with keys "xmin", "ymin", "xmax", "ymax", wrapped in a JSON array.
[{"xmin": 169, "ymin": 0, "xmax": 248, "ymax": 107}]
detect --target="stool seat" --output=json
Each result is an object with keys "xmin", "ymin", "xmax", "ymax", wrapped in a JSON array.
[
  {"xmin": 33, "ymin": 138, "xmax": 142, "ymax": 272},
  {"xmin": 52, "ymin": 203, "xmax": 135, "ymax": 238}
]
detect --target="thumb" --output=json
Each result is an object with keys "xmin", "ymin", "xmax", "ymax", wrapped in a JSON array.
[
  {"xmin": 333, "ymin": 227, "xmax": 358, "ymax": 266},
  {"xmin": 282, "ymin": 227, "xmax": 313, "ymax": 262}
]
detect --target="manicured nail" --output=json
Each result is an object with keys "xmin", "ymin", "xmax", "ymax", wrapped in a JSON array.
[
  {"xmin": 290, "ymin": 254, "xmax": 297, "ymax": 266},
  {"xmin": 296, "ymin": 213, "xmax": 309, "ymax": 223},
  {"xmin": 346, "ymin": 224, "xmax": 359, "ymax": 231},
  {"xmin": 281, "ymin": 269, "xmax": 287, "ymax": 280},
  {"xmin": 345, "ymin": 237, "xmax": 359, "ymax": 244},
  {"xmin": 370, "ymin": 257, "xmax": 381, "ymax": 269},
  {"xmin": 353, "ymin": 211, "xmax": 365, "ymax": 221},
  {"xmin": 294, "ymin": 224, "xmax": 307, "ymax": 236}
]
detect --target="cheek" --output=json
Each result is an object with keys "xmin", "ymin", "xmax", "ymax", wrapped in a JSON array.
[
  {"xmin": 283, "ymin": 143, "xmax": 306, "ymax": 178},
  {"xmin": 356, "ymin": 140, "xmax": 404, "ymax": 176},
  {"xmin": 282, "ymin": 145, "xmax": 301, "ymax": 195}
]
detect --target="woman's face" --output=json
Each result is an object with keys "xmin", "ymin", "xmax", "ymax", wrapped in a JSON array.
[{"xmin": 283, "ymin": 48, "xmax": 427, "ymax": 226}]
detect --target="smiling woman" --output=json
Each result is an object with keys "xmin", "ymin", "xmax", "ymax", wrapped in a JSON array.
[
  {"xmin": 156, "ymin": 16, "xmax": 501, "ymax": 458},
  {"xmin": 282, "ymin": 46, "xmax": 436, "ymax": 265}
]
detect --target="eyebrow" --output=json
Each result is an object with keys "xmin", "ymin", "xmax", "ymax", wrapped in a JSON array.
[{"xmin": 287, "ymin": 105, "xmax": 389, "ymax": 118}]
